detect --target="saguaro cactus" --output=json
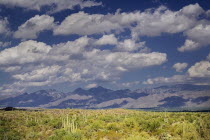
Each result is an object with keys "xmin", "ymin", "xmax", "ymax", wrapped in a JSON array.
[{"xmin": 62, "ymin": 114, "xmax": 78, "ymax": 133}]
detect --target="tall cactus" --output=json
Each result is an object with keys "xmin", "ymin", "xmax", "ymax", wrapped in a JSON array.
[{"xmin": 62, "ymin": 114, "xmax": 78, "ymax": 133}]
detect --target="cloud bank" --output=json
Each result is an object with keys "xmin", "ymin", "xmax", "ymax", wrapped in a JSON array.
[
  {"xmin": 0, "ymin": 37, "xmax": 167, "ymax": 93},
  {"xmin": 0, "ymin": 2, "xmax": 210, "ymax": 94}
]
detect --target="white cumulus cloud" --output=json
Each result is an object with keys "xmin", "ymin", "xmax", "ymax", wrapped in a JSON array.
[
  {"xmin": 188, "ymin": 61, "xmax": 210, "ymax": 78},
  {"xmin": 53, "ymin": 11, "xmax": 123, "ymax": 35},
  {"xmin": 173, "ymin": 62, "xmax": 188, "ymax": 72},
  {"xmin": 116, "ymin": 39, "xmax": 146, "ymax": 52},
  {"xmin": 178, "ymin": 24, "xmax": 210, "ymax": 52},
  {"xmin": 178, "ymin": 39, "xmax": 200, "ymax": 52},
  {"xmin": 131, "ymin": 4, "xmax": 202, "ymax": 37},
  {"xmin": 54, "ymin": 3, "xmax": 203, "ymax": 38},
  {"xmin": 0, "ymin": 40, "xmax": 51, "ymax": 65},
  {"xmin": 95, "ymin": 34, "xmax": 118, "ymax": 46},
  {"xmin": 186, "ymin": 24, "xmax": 210, "ymax": 44},
  {"xmin": 14, "ymin": 15, "xmax": 54, "ymax": 39}
]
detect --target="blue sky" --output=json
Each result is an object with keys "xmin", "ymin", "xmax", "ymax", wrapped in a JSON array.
[{"xmin": 0, "ymin": 0, "xmax": 210, "ymax": 94}]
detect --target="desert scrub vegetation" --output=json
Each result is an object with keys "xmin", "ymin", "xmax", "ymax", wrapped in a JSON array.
[{"xmin": 0, "ymin": 109, "xmax": 209, "ymax": 140}]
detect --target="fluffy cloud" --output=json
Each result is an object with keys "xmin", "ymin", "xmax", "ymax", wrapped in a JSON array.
[
  {"xmin": 188, "ymin": 61, "xmax": 210, "ymax": 78},
  {"xmin": 180, "ymin": 3, "xmax": 204, "ymax": 17},
  {"xmin": 104, "ymin": 52, "xmax": 166, "ymax": 69},
  {"xmin": 94, "ymin": 34, "xmax": 147, "ymax": 52},
  {"xmin": 131, "ymin": 4, "xmax": 202, "ymax": 37},
  {"xmin": 173, "ymin": 62, "xmax": 188, "ymax": 72},
  {"xmin": 0, "ymin": 18, "xmax": 10, "ymax": 35},
  {"xmin": 53, "ymin": 12, "xmax": 122, "ymax": 35},
  {"xmin": 0, "ymin": 40, "xmax": 51, "ymax": 65},
  {"xmin": 116, "ymin": 39, "xmax": 146, "ymax": 52},
  {"xmin": 0, "ymin": 0, "xmax": 102, "ymax": 13},
  {"xmin": 14, "ymin": 15, "xmax": 54, "ymax": 39},
  {"xmin": 178, "ymin": 39, "xmax": 200, "ymax": 52},
  {"xmin": 178, "ymin": 24, "xmax": 210, "ymax": 52},
  {"xmin": 7, "ymin": 3, "xmax": 206, "ymax": 41},
  {"xmin": 54, "ymin": 3, "xmax": 203, "ymax": 38},
  {"xmin": 0, "ymin": 37, "xmax": 167, "ymax": 93},
  {"xmin": 186, "ymin": 24, "xmax": 210, "ymax": 44},
  {"xmin": 94, "ymin": 34, "xmax": 118, "ymax": 45},
  {"xmin": 53, "ymin": 10, "xmax": 147, "ymax": 35}
]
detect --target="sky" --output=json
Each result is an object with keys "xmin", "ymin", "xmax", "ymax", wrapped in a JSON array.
[{"xmin": 0, "ymin": 0, "xmax": 210, "ymax": 95}]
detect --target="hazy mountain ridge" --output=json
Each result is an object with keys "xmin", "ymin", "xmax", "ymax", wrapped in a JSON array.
[{"xmin": 0, "ymin": 84, "xmax": 210, "ymax": 110}]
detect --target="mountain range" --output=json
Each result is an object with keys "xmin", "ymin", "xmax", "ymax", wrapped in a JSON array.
[{"xmin": 0, "ymin": 84, "xmax": 210, "ymax": 111}]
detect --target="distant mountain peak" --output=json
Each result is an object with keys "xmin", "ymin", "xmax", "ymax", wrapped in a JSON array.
[
  {"xmin": 32, "ymin": 89, "xmax": 58, "ymax": 95},
  {"xmin": 95, "ymin": 86, "xmax": 105, "ymax": 89},
  {"xmin": 88, "ymin": 86, "xmax": 112, "ymax": 93},
  {"xmin": 89, "ymin": 86, "xmax": 108, "ymax": 90},
  {"xmin": 73, "ymin": 87, "xmax": 86, "ymax": 92},
  {"xmin": 73, "ymin": 88, "xmax": 91, "ymax": 95}
]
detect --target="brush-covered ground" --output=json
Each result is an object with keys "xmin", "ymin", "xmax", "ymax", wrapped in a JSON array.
[{"xmin": 0, "ymin": 109, "xmax": 209, "ymax": 140}]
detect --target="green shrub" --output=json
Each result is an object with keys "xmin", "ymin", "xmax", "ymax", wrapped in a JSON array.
[
  {"xmin": 141, "ymin": 119, "xmax": 161, "ymax": 133},
  {"xmin": 27, "ymin": 120, "xmax": 37, "ymax": 127},
  {"xmin": 48, "ymin": 129, "xmax": 82, "ymax": 140},
  {"xmin": 107, "ymin": 123, "xmax": 120, "ymax": 131},
  {"xmin": 123, "ymin": 118, "xmax": 136, "ymax": 128}
]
